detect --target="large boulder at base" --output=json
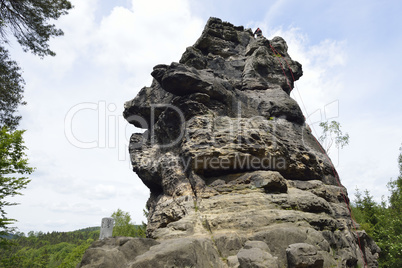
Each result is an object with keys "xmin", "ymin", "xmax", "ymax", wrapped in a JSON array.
[{"xmin": 79, "ymin": 17, "xmax": 379, "ymax": 268}]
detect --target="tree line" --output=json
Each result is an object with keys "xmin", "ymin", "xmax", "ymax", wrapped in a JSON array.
[
  {"xmin": 0, "ymin": 227, "xmax": 99, "ymax": 267},
  {"xmin": 351, "ymin": 146, "xmax": 402, "ymax": 267},
  {"xmin": 0, "ymin": 209, "xmax": 146, "ymax": 267}
]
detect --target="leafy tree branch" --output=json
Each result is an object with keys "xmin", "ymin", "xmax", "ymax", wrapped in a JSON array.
[
  {"xmin": 0, "ymin": 126, "xmax": 34, "ymax": 247},
  {"xmin": 319, "ymin": 120, "xmax": 350, "ymax": 152}
]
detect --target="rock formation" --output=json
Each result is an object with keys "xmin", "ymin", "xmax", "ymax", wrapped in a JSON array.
[{"xmin": 79, "ymin": 17, "xmax": 380, "ymax": 268}]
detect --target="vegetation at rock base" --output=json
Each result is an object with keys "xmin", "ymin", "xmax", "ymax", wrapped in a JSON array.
[
  {"xmin": 351, "ymin": 145, "xmax": 402, "ymax": 267},
  {"xmin": 0, "ymin": 209, "xmax": 146, "ymax": 267}
]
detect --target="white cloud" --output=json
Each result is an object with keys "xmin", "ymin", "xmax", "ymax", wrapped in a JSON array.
[
  {"xmin": 92, "ymin": 0, "xmax": 204, "ymax": 87},
  {"xmin": 13, "ymin": 0, "xmax": 99, "ymax": 79},
  {"xmin": 44, "ymin": 219, "xmax": 68, "ymax": 228},
  {"xmin": 6, "ymin": 0, "xmax": 205, "ymax": 233},
  {"xmin": 261, "ymin": 0, "xmax": 289, "ymax": 27},
  {"xmin": 88, "ymin": 184, "xmax": 117, "ymax": 200},
  {"xmin": 50, "ymin": 202, "xmax": 105, "ymax": 215},
  {"xmin": 247, "ymin": 22, "xmax": 401, "ymax": 204},
  {"xmin": 308, "ymin": 39, "xmax": 347, "ymax": 67},
  {"xmin": 254, "ymin": 26, "xmax": 349, "ymax": 129}
]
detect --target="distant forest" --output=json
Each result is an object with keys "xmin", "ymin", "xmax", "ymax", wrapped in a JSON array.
[
  {"xmin": 0, "ymin": 209, "xmax": 146, "ymax": 268},
  {"xmin": 1, "ymin": 147, "xmax": 401, "ymax": 268},
  {"xmin": 0, "ymin": 227, "xmax": 100, "ymax": 267}
]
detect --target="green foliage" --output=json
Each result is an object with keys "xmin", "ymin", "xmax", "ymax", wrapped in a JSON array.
[
  {"xmin": 1, "ymin": 0, "xmax": 71, "ymax": 249},
  {"xmin": 0, "ymin": 228, "xmax": 99, "ymax": 267},
  {"xmin": 352, "ymin": 189, "xmax": 384, "ymax": 237},
  {"xmin": 0, "ymin": 0, "xmax": 73, "ymax": 57},
  {"xmin": 0, "ymin": 127, "xmax": 34, "ymax": 247},
  {"xmin": 111, "ymin": 209, "xmax": 146, "ymax": 238},
  {"xmin": 388, "ymin": 147, "xmax": 402, "ymax": 213},
  {"xmin": 0, "ymin": 47, "xmax": 25, "ymax": 129},
  {"xmin": 319, "ymin": 120, "xmax": 350, "ymax": 152},
  {"xmin": 378, "ymin": 145, "xmax": 402, "ymax": 267},
  {"xmin": 0, "ymin": 210, "xmax": 148, "ymax": 267},
  {"xmin": 58, "ymin": 239, "xmax": 94, "ymax": 268},
  {"xmin": 352, "ymin": 145, "xmax": 402, "ymax": 267},
  {"xmin": 0, "ymin": 0, "xmax": 73, "ymax": 129},
  {"xmin": 143, "ymin": 208, "xmax": 149, "ymax": 218}
]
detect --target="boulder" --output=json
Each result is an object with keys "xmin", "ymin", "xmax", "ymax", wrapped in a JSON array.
[
  {"xmin": 286, "ymin": 243, "xmax": 324, "ymax": 268},
  {"xmin": 79, "ymin": 17, "xmax": 379, "ymax": 268},
  {"xmin": 78, "ymin": 237, "xmax": 159, "ymax": 268},
  {"xmin": 237, "ymin": 240, "xmax": 278, "ymax": 267}
]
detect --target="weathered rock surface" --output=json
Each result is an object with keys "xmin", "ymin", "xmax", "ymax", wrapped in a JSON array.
[
  {"xmin": 79, "ymin": 17, "xmax": 379, "ymax": 267},
  {"xmin": 286, "ymin": 243, "xmax": 324, "ymax": 268}
]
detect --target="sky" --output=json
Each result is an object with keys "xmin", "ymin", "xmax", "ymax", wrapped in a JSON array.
[{"xmin": 5, "ymin": 0, "xmax": 402, "ymax": 234}]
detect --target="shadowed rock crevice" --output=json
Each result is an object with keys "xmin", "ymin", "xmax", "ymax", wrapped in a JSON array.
[{"xmin": 78, "ymin": 17, "xmax": 379, "ymax": 268}]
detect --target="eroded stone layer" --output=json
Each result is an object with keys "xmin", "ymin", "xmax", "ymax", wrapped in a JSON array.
[{"xmin": 79, "ymin": 17, "xmax": 379, "ymax": 268}]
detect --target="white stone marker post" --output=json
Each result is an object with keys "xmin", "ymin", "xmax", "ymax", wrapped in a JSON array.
[{"xmin": 99, "ymin": 217, "xmax": 114, "ymax": 240}]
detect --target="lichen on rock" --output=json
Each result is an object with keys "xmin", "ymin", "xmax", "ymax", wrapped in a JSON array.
[{"xmin": 78, "ymin": 17, "xmax": 379, "ymax": 268}]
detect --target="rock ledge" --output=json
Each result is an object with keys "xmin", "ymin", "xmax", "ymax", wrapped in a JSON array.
[{"xmin": 79, "ymin": 17, "xmax": 379, "ymax": 268}]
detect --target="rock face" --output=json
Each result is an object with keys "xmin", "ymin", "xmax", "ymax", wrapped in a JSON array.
[{"xmin": 79, "ymin": 17, "xmax": 379, "ymax": 268}]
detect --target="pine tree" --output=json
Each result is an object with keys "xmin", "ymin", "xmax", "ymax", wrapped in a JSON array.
[
  {"xmin": 0, "ymin": 0, "xmax": 72, "ymax": 246},
  {"xmin": 0, "ymin": 46, "xmax": 25, "ymax": 129},
  {"xmin": 0, "ymin": 0, "xmax": 73, "ymax": 57}
]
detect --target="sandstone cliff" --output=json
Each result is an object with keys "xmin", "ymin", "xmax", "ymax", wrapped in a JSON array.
[{"xmin": 79, "ymin": 17, "xmax": 379, "ymax": 268}]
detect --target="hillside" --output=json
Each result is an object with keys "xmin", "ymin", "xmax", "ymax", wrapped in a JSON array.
[{"xmin": 0, "ymin": 227, "xmax": 100, "ymax": 267}]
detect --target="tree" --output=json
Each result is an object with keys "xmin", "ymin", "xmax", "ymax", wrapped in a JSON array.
[
  {"xmin": 388, "ymin": 145, "xmax": 402, "ymax": 213},
  {"xmin": 318, "ymin": 120, "xmax": 349, "ymax": 152},
  {"xmin": 0, "ymin": 0, "xmax": 72, "ymax": 246},
  {"xmin": 351, "ymin": 145, "xmax": 402, "ymax": 267},
  {"xmin": 111, "ymin": 209, "xmax": 146, "ymax": 238},
  {"xmin": 0, "ymin": 46, "xmax": 25, "ymax": 129},
  {"xmin": 353, "ymin": 188, "xmax": 379, "ymax": 236},
  {"xmin": 0, "ymin": 0, "xmax": 73, "ymax": 57},
  {"xmin": 0, "ymin": 227, "xmax": 99, "ymax": 267},
  {"xmin": 380, "ymin": 145, "xmax": 402, "ymax": 267},
  {"xmin": 111, "ymin": 209, "xmax": 135, "ymax": 237},
  {"xmin": 0, "ymin": 0, "xmax": 73, "ymax": 129},
  {"xmin": 0, "ymin": 127, "xmax": 34, "ymax": 247}
]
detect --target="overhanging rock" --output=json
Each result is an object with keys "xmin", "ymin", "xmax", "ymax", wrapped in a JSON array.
[{"xmin": 79, "ymin": 17, "xmax": 379, "ymax": 268}]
